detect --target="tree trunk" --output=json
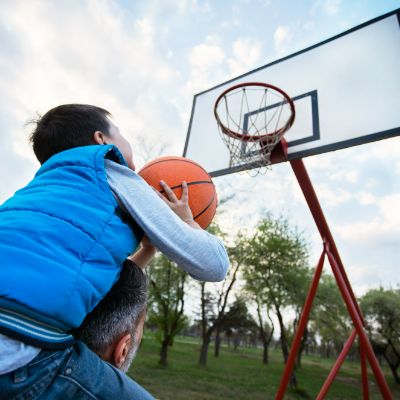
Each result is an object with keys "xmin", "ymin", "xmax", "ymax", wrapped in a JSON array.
[
  {"xmin": 276, "ymin": 308, "xmax": 289, "ymax": 363},
  {"xmin": 296, "ymin": 326, "xmax": 308, "ymax": 368},
  {"xmin": 276, "ymin": 307, "xmax": 297, "ymax": 388},
  {"xmin": 214, "ymin": 328, "xmax": 221, "ymax": 357},
  {"xmin": 233, "ymin": 334, "xmax": 240, "ymax": 351},
  {"xmin": 296, "ymin": 348, "xmax": 302, "ymax": 368},
  {"xmin": 159, "ymin": 338, "xmax": 169, "ymax": 366},
  {"xmin": 262, "ymin": 340, "xmax": 269, "ymax": 364},
  {"xmin": 199, "ymin": 339, "xmax": 210, "ymax": 366},
  {"xmin": 388, "ymin": 364, "xmax": 400, "ymax": 384},
  {"xmin": 383, "ymin": 354, "xmax": 400, "ymax": 384}
]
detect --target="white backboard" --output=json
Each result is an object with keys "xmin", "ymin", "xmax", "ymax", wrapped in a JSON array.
[{"xmin": 183, "ymin": 10, "xmax": 400, "ymax": 177}]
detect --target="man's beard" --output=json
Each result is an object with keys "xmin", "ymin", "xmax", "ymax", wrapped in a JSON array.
[{"xmin": 120, "ymin": 340, "xmax": 139, "ymax": 372}]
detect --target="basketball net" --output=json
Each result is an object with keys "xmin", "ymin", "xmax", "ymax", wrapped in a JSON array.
[{"xmin": 214, "ymin": 82, "xmax": 295, "ymax": 174}]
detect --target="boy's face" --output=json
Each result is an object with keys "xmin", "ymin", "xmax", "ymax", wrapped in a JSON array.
[{"xmin": 94, "ymin": 118, "xmax": 135, "ymax": 170}]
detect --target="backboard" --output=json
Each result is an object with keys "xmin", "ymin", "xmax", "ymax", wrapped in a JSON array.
[{"xmin": 183, "ymin": 9, "xmax": 400, "ymax": 177}]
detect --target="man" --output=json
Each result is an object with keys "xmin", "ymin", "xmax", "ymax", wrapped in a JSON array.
[{"xmin": 73, "ymin": 257, "xmax": 148, "ymax": 373}]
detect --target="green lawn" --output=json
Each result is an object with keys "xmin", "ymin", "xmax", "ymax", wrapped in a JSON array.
[{"xmin": 128, "ymin": 335, "xmax": 399, "ymax": 399}]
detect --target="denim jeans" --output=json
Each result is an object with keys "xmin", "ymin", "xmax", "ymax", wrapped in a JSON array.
[{"xmin": 0, "ymin": 341, "xmax": 154, "ymax": 400}]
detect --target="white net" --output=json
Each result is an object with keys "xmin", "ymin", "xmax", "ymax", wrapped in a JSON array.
[{"xmin": 214, "ymin": 83, "xmax": 295, "ymax": 172}]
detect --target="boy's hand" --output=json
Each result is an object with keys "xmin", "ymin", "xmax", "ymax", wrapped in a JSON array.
[
  {"xmin": 141, "ymin": 235, "xmax": 155, "ymax": 251},
  {"xmin": 129, "ymin": 235, "xmax": 156, "ymax": 269},
  {"xmin": 159, "ymin": 180, "xmax": 201, "ymax": 229}
]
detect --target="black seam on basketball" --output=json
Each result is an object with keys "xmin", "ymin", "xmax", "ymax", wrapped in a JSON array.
[
  {"xmin": 139, "ymin": 158, "xmax": 211, "ymax": 176},
  {"xmin": 193, "ymin": 193, "xmax": 217, "ymax": 221},
  {"xmin": 159, "ymin": 181, "xmax": 214, "ymax": 194}
]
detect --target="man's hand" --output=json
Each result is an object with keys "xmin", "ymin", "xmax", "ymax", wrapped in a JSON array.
[{"xmin": 159, "ymin": 180, "xmax": 201, "ymax": 230}]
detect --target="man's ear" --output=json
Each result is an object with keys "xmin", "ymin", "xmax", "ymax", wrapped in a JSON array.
[
  {"xmin": 113, "ymin": 333, "xmax": 132, "ymax": 369},
  {"xmin": 92, "ymin": 130, "xmax": 107, "ymax": 145}
]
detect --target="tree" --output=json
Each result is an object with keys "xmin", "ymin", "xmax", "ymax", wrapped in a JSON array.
[
  {"xmin": 243, "ymin": 215, "xmax": 309, "ymax": 387},
  {"xmin": 255, "ymin": 298, "xmax": 274, "ymax": 364},
  {"xmin": 147, "ymin": 254, "xmax": 188, "ymax": 366},
  {"xmin": 221, "ymin": 296, "xmax": 258, "ymax": 351},
  {"xmin": 360, "ymin": 287, "xmax": 400, "ymax": 384},
  {"xmin": 198, "ymin": 227, "xmax": 250, "ymax": 366},
  {"xmin": 288, "ymin": 266, "xmax": 313, "ymax": 368},
  {"xmin": 310, "ymin": 273, "xmax": 351, "ymax": 359}
]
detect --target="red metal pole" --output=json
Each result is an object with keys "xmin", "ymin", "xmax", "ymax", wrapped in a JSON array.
[
  {"xmin": 326, "ymin": 246, "xmax": 392, "ymax": 399},
  {"xmin": 316, "ymin": 329, "xmax": 357, "ymax": 400},
  {"xmin": 288, "ymin": 158, "xmax": 392, "ymax": 399},
  {"xmin": 360, "ymin": 344, "xmax": 370, "ymax": 399},
  {"xmin": 275, "ymin": 250, "xmax": 326, "ymax": 400},
  {"xmin": 289, "ymin": 159, "xmax": 364, "ymax": 322}
]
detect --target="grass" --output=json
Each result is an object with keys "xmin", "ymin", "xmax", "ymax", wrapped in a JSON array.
[{"xmin": 128, "ymin": 334, "xmax": 400, "ymax": 399}]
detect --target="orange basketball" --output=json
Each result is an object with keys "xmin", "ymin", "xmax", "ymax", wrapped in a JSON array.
[{"xmin": 138, "ymin": 156, "xmax": 217, "ymax": 229}]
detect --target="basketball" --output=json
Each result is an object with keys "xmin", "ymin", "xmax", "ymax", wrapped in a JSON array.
[{"xmin": 138, "ymin": 156, "xmax": 217, "ymax": 229}]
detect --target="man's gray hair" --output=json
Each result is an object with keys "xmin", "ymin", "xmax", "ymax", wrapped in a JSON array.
[{"xmin": 73, "ymin": 259, "xmax": 148, "ymax": 355}]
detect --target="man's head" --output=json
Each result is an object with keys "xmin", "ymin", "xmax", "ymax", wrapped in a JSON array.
[
  {"xmin": 29, "ymin": 104, "xmax": 135, "ymax": 169},
  {"xmin": 73, "ymin": 260, "xmax": 148, "ymax": 371}
]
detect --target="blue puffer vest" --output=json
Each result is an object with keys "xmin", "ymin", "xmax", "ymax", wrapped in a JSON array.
[{"xmin": 0, "ymin": 145, "xmax": 142, "ymax": 348}]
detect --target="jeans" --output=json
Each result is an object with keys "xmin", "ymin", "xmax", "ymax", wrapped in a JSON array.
[{"xmin": 0, "ymin": 341, "xmax": 154, "ymax": 400}]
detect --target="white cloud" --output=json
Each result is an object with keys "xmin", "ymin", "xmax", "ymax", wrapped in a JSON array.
[
  {"xmin": 324, "ymin": 0, "xmax": 342, "ymax": 15},
  {"xmin": 185, "ymin": 36, "xmax": 226, "ymax": 93},
  {"xmin": 273, "ymin": 25, "xmax": 292, "ymax": 56},
  {"xmin": 354, "ymin": 137, "xmax": 400, "ymax": 162},
  {"xmin": 189, "ymin": 39, "xmax": 225, "ymax": 69},
  {"xmin": 0, "ymin": 0, "xmax": 184, "ymax": 198},
  {"xmin": 329, "ymin": 169, "xmax": 358, "ymax": 183},
  {"xmin": 314, "ymin": 183, "xmax": 353, "ymax": 207},
  {"xmin": 356, "ymin": 191, "xmax": 376, "ymax": 206},
  {"xmin": 227, "ymin": 38, "xmax": 262, "ymax": 76},
  {"xmin": 336, "ymin": 194, "xmax": 400, "ymax": 246},
  {"xmin": 309, "ymin": 0, "xmax": 342, "ymax": 17},
  {"xmin": 186, "ymin": 36, "xmax": 262, "ymax": 93},
  {"xmin": 135, "ymin": 17, "xmax": 154, "ymax": 37}
]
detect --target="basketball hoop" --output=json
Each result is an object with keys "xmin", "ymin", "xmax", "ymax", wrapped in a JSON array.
[{"xmin": 214, "ymin": 82, "xmax": 295, "ymax": 172}]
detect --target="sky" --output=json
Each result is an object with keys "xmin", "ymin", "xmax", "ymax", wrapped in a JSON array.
[{"xmin": 0, "ymin": 0, "xmax": 399, "ymax": 305}]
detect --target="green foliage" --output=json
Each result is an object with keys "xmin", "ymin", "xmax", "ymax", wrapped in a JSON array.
[
  {"xmin": 310, "ymin": 273, "xmax": 351, "ymax": 352},
  {"xmin": 360, "ymin": 287, "xmax": 400, "ymax": 342},
  {"xmin": 243, "ymin": 215, "xmax": 309, "ymax": 311},
  {"xmin": 147, "ymin": 254, "xmax": 189, "ymax": 344},
  {"xmin": 222, "ymin": 296, "xmax": 257, "ymax": 332},
  {"xmin": 243, "ymin": 214, "xmax": 310, "ymax": 373},
  {"xmin": 360, "ymin": 287, "xmax": 400, "ymax": 382},
  {"xmin": 197, "ymin": 225, "xmax": 251, "ymax": 364}
]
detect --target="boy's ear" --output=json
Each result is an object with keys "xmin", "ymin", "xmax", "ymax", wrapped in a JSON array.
[{"xmin": 93, "ymin": 131, "xmax": 107, "ymax": 145}]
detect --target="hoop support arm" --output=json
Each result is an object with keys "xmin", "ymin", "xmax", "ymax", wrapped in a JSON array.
[
  {"xmin": 316, "ymin": 329, "xmax": 358, "ymax": 400},
  {"xmin": 326, "ymin": 246, "xmax": 392, "ymax": 399},
  {"xmin": 289, "ymin": 158, "xmax": 364, "ymax": 322},
  {"xmin": 275, "ymin": 249, "xmax": 325, "ymax": 400},
  {"xmin": 286, "ymin": 157, "xmax": 392, "ymax": 399},
  {"xmin": 361, "ymin": 345, "xmax": 370, "ymax": 399}
]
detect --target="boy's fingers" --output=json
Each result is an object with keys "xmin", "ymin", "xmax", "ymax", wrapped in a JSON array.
[
  {"xmin": 160, "ymin": 180, "xmax": 178, "ymax": 202},
  {"xmin": 152, "ymin": 186, "xmax": 171, "ymax": 204},
  {"xmin": 181, "ymin": 181, "xmax": 189, "ymax": 203}
]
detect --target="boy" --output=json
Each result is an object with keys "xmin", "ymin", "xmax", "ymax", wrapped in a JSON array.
[{"xmin": 0, "ymin": 104, "xmax": 229, "ymax": 399}]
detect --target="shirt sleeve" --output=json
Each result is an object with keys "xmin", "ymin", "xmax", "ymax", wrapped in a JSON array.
[{"xmin": 104, "ymin": 159, "xmax": 229, "ymax": 282}]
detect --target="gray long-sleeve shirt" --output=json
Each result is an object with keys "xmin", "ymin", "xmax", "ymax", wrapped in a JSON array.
[{"xmin": 105, "ymin": 159, "xmax": 229, "ymax": 282}]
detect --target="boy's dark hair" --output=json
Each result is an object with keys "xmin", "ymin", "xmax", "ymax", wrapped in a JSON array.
[
  {"xmin": 72, "ymin": 259, "xmax": 148, "ymax": 355},
  {"xmin": 29, "ymin": 104, "xmax": 112, "ymax": 164}
]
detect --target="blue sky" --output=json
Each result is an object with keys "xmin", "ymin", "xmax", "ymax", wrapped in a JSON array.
[{"xmin": 0, "ymin": 0, "xmax": 399, "ymax": 301}]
